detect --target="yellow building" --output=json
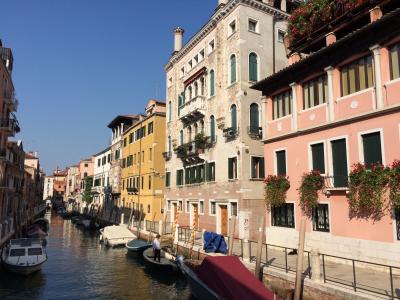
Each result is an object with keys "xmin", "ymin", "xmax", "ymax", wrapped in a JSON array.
[{"xmin": 121, "ymin": 99, "xmax": 166, "ymax": 222}]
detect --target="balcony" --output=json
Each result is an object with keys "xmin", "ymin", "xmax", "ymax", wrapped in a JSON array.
[
  {"xmin": 174, "ymin": 141, "xmax": 205, "ymax": 166},
  {"xmin": 223, "ymin": 127, "xmax": 239, "ymax": 141},
  {"xmin": 162, "ymin": 151, "xmax": 172, "ymax": 161},
  {"xmin": 179, "ymin": 95, "xmax": 206, "ymax": 125},
  {"xmin": 247, "ymin": 126, "xmax": 262, "ymax": 139},
  {"xmin": 324, "ymin": 175, "xmax": 349, "ymax": 194},
  {"xmin": 3, "ymin": 91, "xmax": 18, "ymax": 112},
  {"xmin": 127, "ymin": 187, "xmax": 138, "ymax": 195},
  {"xmin": 0, "ymin": 118, "xmax": 19, "ymax": 136},
  {"xmin": 91, "ymin": 186, "xmax": 104, "ymax": 195}
]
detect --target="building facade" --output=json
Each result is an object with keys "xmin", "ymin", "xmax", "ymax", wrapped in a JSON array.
[
  {"xmin": 107, "ymin": 115, "xmax": 139, "ymax": 208},
  {"xmin": 76, "ymin": 157, "xmax": 94, "ymax": 205},
  {"xmin": 252, "ymin": 1, "xmax": 400, "ymax": 265},
  {"xmin": 53, "ymin": 168, "xmax": 67, "ymax": 202},
  {"xmin": 164, "ymin": 0, "xmax": 293, "ymax": 238},
  {"xmin": 121, "ymin": 100, "xmax": 166, "ymax": 222},
  {"xmin": 92, "ymin": 147, "xmax": 111, "ymax": 209},
  {"xmin": 43, "ymin": 175, "xmax": 54, "ymax": 200},
  {"xmin": 24, "ymin": 152, "xmax": 45, "ymax": 220},
  {"xmin": 65, "ymin": 165, "xmax": 79, "ymax": 202}
]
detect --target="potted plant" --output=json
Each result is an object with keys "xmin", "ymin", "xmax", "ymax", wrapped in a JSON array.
[
  {"xmin": 298, "ymin": 170, "xmax": 325, "ymax": 216},
  {"xmin": 389, "ymin": 160, "xmax": 400, "ymax": 209},
  {"xmin": 347, "ymin": 163, "xmax": 390, "ymax": 220},
  {"xmin": 175, "ymin": 144, "xmax": 189, "ymax": 157},
  {"xmin": 194, "ymin": 132, "xmax": 208, "ymax": 150},
  {"xmin": 264, "ymin": 175, "xmax": 290, "ymax": 209}
]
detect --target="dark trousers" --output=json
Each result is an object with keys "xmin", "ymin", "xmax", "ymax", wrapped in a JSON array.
[{"xmin": 154, "ymin": 249, "xmax": 161, "ymax": 262}]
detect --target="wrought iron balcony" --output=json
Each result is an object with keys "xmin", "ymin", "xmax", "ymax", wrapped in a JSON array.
[
  {"xmin": 324, "ymin": 175, "xmax": 349, "ymax": 194},
  {"xmin": 127, "ymin": 187, "xmax": 138, "ymax": 195},
  {"xmin": 174, "ymin": 142, "xmax": 205, "ymax": 166},
  {"xmin": 179, "ymin": 95, "xmax": 206, "ymax": 124},
  {"xmin": 3, "ymin": 91, "xmax": 18, "ymax": 112},
  {"xmin": 0, "ymin": 117, "xmax": 19, "ymax": 136},
  {"xmin": 162, "ymin": 151, "xmax": 172, "ymax": 161},
  {"xmin": 247, "ymin": 126, "xmax": 262, "ymax": 139},
  {"xmin": 223, "ymin": 127, "xmax": 239, "ymax": 140}
]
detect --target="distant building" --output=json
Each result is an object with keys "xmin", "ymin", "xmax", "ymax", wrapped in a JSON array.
[
  {"xmin": 53, "ymin": 168, "xmax": 67, "ymax": 202},
  {"xmin": 65, "ymin": 165, "xmax": 79, "ymax": 201},
  {"xmin": 92, "ymin": 147, "xmax": 111, "ymax": 209},
  {"xmin": 76, "ymin": 157, "xmax": 94, "ymax": 204},
  {"xmin": 43, "ymin": 175, "xmax": 54, "ymax": 200},
  {"xmin": 121, "ymin": 100, "xmax": 166, "ymax": 222}
]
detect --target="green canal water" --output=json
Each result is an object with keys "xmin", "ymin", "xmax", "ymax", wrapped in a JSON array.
[{"xmin": 0, "ymin": 213, "xmax": 191, "ymax": 300}]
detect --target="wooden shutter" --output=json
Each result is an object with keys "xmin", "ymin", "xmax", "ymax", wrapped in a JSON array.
[
  {"xmin": 250, "ymin": 104, "xmax": 259, "ymax": 132},
  {"xmin": 249, "ymin": 53, "xmax": 258, "ymax": 82},
  {"xmin": 260, "ymin": 157, "xmax": 265, "ymax": 178},
  {"xmin": 331, "ymin": 139, "xmax": 348, "ymax": 187},
  {"xmin": 230, "ymin": 55, "xmax": 236, "ymax": 83},
  {"xmin": 231, "ymin": 105, "xmax": 237, "ymax": 130},
  {"xmin": 276, "ymin": 150, "xmax": 286, "ymax": 176},
  {"xmin": 362, "ymin": 132, "xmax": 382, "ymax": 166},
  {"xmin": 311, "ymin": 143, "xmax": 325, "ymax": 174},
  {"xmin": 228, "ymin": 158, "xmax": 233, "ymax": 179}
]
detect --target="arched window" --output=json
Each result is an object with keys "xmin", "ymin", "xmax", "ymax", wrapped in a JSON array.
[
  {"xmin": 180, "ymin": 130, "xmax": 184, "ymax": 145},
  {"xmin": 249, "ymin": 103, "xmax": 259, "ymax": 133},
  {"xmin": 168, "ymin": 101, "xmax": 172, "ymax": 122},
  {"xmin": 200, "ymin": 120, "xmax": 205, "ymax": 133},
  {"xmin": 200, "ymin": 77, "xmax": 205, "ymax": 95},
  {"xmin": 194, "ymin": 123, "xmax": 198, "ymax": 136},
  {"xmin": 188, "ymin": 86, "xmax": 193, "ymax": 100},
  {"xmin": 231, "ymin": 104, "xmax": 237, "ymax": 130},
  {"xmin": 209, "ymin": 70, "xmax": 215, "ymax": 96},
  {"xmin": 249, "ymin": 53, "xmax": 258, "ymax": 82},
  {"xmin": 230, "ymin": 54, "xmax": 237, "ymax": 84},
  {"xmin": 168, "ymin": 136, "xmax": 172, "ymax": 153},
  {"xmin": 187, "ymin": 126, "xmax": 192, "ymax": 142},
  {"xmin": 210, "ymin": 115, "xmax": 216, "ymax": 142},
  {"xmin": 194, "ymin": 82, "xmax": 198, "ymax": 97}
]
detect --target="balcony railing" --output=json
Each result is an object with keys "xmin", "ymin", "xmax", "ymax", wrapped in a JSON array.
[
  {"xmin": 324, "ymin": 175, "xmax": 349, "ymax": 193},
  {"xmin": 247, "ymin": 126, "xmax": 262, "ymax": 139},
  {"xmin": 174, "ymin": 141, "xmax": 206, "ymax": 166},
  {"xmin": 179, "ymin": 95, "xmax": 206, "ymax": 124},
  {"xmin": 3, "ymin": 91, "xmax": 18, "ymax": 112},
  {"xmin": 127, "ymin": 187, "xmax": 138, "ymax": 195},
  {"xmin": 0, "ymin": 118, "xmax": 19, "ymax": 136},
  {"xmin": 223, "ymin": 127, "xmax": 239, "ymax": 140}
]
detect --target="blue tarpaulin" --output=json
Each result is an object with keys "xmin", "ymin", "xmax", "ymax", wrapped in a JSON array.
[{"xmin": 203, "ymin": 231, "xmax": 228, "ymax": 254}]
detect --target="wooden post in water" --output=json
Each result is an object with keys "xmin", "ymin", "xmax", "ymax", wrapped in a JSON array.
[
  {"xmin": 294, "ymin": 217, "xmax": 306, "ymax": 300},
  {"xmin": 255, "ymin": 214, "xmax": 265, "ymax": 279},
  {"xmin": 228, "ymin": 216, "xmax": 236, "ymax": 256}
]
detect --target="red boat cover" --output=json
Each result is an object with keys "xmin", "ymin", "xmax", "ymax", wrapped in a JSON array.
[{"xmin": 197, "ymin": 256, "xmax": 279, "ymax": 300}]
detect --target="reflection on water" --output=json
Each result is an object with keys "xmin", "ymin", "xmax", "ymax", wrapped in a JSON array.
[{"xmin": 0, "ymin": 213, "xmax": 191, "ymax": 300}]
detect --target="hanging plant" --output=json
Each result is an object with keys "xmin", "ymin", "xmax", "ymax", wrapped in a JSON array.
[
  {"xmin": 194, "ymin": 132, "xmax": 208, "ymax": 149},
  {"xmin": 389, "ymin": 160, "xmax": 400, "ymax": 209},
  {"xmin": 264, "ymin": 175, "xmax": 290, "ymax": 208},
  {"xmin": 298, "ymin": 170, "xmax": 325, "ymax": 216},
  {"xmin": 347, "ymin": 163, "xmax": 390, "ymax": 220}
]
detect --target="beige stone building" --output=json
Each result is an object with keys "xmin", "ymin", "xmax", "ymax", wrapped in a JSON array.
[{"xmin": 165, "ymin": 0, "xmax": 295, "ymax": 239}]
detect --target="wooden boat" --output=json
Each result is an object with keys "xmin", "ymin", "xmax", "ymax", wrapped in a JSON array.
[
  {"xmin": 177, "ymin": 256, "xmax": 280, "ymax": 300},
  {"xmin": 142, "ymin": 247, "xmax": 178, "ymax": 272},
  {"xmin": 27, "ymin": 225, "xmax": 48, "ymax": 239},
  {"xmin": 125, "ymin": 239, "xmax": 151, "ymax": 253},
  {"xmin": 99, "ymin": 225, "xmax": 136, "ymax": 247},
  {"xmin": 33, "ymin": 218, "xmax": 50, "ymax": 232},
  {"xmin": 1, "ymin": 239, "xmax": 47, "ymax": 276}
]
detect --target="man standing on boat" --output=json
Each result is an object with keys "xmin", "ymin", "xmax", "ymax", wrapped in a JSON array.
[{"xmin": 153, "ymin": 234, "xmax": 161, "ymax": 262}]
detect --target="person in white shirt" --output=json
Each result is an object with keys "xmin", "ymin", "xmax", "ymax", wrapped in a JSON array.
[{"xmin": 152, "ymin": 234, "xmax": 161, "ymax": 262}]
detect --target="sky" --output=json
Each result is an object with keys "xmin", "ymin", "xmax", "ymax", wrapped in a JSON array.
[{"xmin": 1, "ymin": 0, "xmax": 217, "ymax": 175}]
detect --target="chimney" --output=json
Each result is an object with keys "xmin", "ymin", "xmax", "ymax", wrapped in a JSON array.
[{"xmin": 174, "ymin": 27, "xmax": 184, "ymax": 52}]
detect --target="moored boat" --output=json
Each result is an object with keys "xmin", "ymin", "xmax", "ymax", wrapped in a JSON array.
[
  {"xmin": 1, "ymin": 238, "xmax": 47, "ymax": 276},
  {"xmin": 125, "ymin": 239, "xmax": 151, "ymax": 254},
  {"xmin": 142, "ymin": 247, "xmax": 178, "ymax": 272},
  {"xmin": 27, "ymin": 225, "xmax": 48, "ymax": 239},
  {"xmin": 100, "ymin": 225, "xmax": 136, "ymax": 247},
  {"xmin": 177, "ymin": 256, "xmax": 280, "ymax": 300}
]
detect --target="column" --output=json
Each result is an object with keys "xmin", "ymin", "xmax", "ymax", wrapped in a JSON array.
[
  {"xmin": 290, "ymin": 82, "xmax": 298, "ymax": 131},
  {"xmin": 324, "ymin": 66, "xmax": 335, "ymax": 122},
  {"xmin": 261, "ymin": 96, "xmax": 268, "ymax": 140},
  {"xmin": 370, "ymin": 45, "xmax": 384, "ymax": 109}
]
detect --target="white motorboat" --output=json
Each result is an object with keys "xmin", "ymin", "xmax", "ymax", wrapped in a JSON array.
[
  {"xmin": 99, "ymin": 225, "xmax": 136, "ymax": 247},
  {"xmin": 1, "ymin": 238, "xmax": 47, "ymax": 275}
]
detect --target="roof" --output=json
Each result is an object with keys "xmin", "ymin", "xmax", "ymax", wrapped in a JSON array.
[
  {"xmin": 93, "ymin": 146, "xmax": 111, "ymax": 157},
  {"xmin": 107, "ymin": 114, "xmax": 140, "ymax": 129},
  {"xmin": 252, "ymin": 7, "xmax": 400, "ymax": 96}
]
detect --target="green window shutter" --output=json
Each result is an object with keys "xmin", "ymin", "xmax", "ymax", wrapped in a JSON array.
[
  {"xmin": 331, "ymin": 139, "xmax": 348, "ymax": 187},
  {"xmin": 210, "ymin": 71, "xmax": 215, "ymax": 96},
  {"xmin": 311, "ymin": 143, "xmax": 325, "ymax": 174},
  {"xmin": 206, "ymin": 163, "xmax": 210, "ymax": 181},
  {"xmin": 228, "ymin": 158, "xmax": 233, "ymax": 179},
  {"xmin": 362, "ymin": 132, "xmax": 382, "ymax": 167},
  {"xmin": 276, "ymin": 150, "xmax": 286, "ymax": 176},
  {"xmin": 230, "ymin": 55, "xmax": 236, "ymax": 84},
  {"xmin": 231, "ymin": 105, "xmax": 237, "ymax": 130},
  {"xmin": 210, "ymin": 116, "xmax": 216, "ymax": 142},
  {"xmin": 260, "ymin": 157, "xmax": 265, "ymax": 178},
  {"xmin": 185, "ymin": 169, "xmax": 189, "ymax": 185},
  {"xmin": 249, "ymin": 53, "xmax": 258, "ymax": 82},
  {"xmin": 251, "ymin": 157, "xmax": 256, "ymax": 178}
]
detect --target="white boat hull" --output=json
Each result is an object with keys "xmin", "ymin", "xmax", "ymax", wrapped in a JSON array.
[{"xmin": 2, "ymin": 259, "xmax": 46, "ymax": 275}]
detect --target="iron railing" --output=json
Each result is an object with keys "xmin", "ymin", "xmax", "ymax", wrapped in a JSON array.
[
  {"xmin": 247, "ymin": 126, "xmax": 262, "ymax": 139},
  {"xmin": 178, "ymin": 226, "xmax": 202, "ymax": 247}
]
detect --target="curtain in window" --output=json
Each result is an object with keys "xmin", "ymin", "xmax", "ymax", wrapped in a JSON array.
[
  {"xmin": 249, "ymin": 53, "xmax": 258, "ymax": 82},
  {"xmin": 230, "ymin": 55, "xmax": 236, "ymax": 84}
]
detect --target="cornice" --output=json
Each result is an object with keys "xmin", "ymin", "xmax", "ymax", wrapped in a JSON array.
[{"xmin": 165, "ymin": 0, "xmax": 289, "ymax": 71}]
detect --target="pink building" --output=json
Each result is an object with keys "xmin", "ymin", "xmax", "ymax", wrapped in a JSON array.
[{"xmin": 252, "ymin": 2, "xmax": 400, "ymax": 265}]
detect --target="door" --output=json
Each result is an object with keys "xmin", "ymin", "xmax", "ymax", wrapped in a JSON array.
[{"xmin": 220, "ymin": 205, "xmax": 228, "ymax": 236}]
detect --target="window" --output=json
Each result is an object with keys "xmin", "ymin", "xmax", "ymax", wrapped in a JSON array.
[
  {"xmin": 206, "ymin": 162, "xmax": 215, "ymax": 182},
  {"xmin": 276, "ymin": 150, "xmax": 286, "ymax": 176},
  {"xmin": 248, "ymin": 19, "xmax": 258, "ymax": 33},
  {"xmin": 249, "ymin": 53, "xmax": 258, "ymax": 82},
  {"xmin": 180, "ymin": 67, "xmax": 185, "ymax": 77},
  {"xmin": 148, "ymin": 122, "xmax": 154, "ymax": 134},
  {"xmin": 178, "ymin": 201, "xmax": 183, "ymax": 212},
  {"xmin": 115, "ymin": 149, "xmax": 120, "ymax": 160},
  {"xmin": 165, "ymin": 172, "xmax": 171, "ymax": 187},
  {"xmin": 84, "ymin": 172, "xmax": 87, "ymax": 178},
  {"xmin": 209, "ymin": 70, "xmax": 215, "ymax": 96},
  {"xmin": 277, "ymin": 29, "xmax": 285, "ymax": 42},
  {"xmin": 230, "ymin": 55, "xmax": 237, "ymax": 84},
  {"xmin": 194, "ymin": 55, "xmax": 198, "ymax": 64},
  {"xmin": 147, "ymin": 205, "xmax": 151, "ymax": 214},
  {"xmin": 180, "ymin": 130, "xmax": 184, "ymax": 145},
  {"xmin": 228, "ymin": 157, "xmax": 237, "ymax": 180},
  {"xmin": 249, "ymin": 103, "xmax": 259, "ymax": 133},
  {"xmin": 331, "ymin": 139, "xmax": 348, "ymax": 187},
  {"xmin": 313, "ymin": 204, "xmax": 330, "ymax": 232},
  {"xmin": 362, "ymin": 132, "xmax": 382, "ymax": 166},
  {"xmin": 303, "ymin": 75, "xmax": 328, "ymax": 109},
  {"xmin": 129, "ymin": 132, "xmax": 134, "ymax": 144},
  {"xmin": 176, "ymin": 169, "xmax": 184, "ymax": 186},
  {"xmin": 168, "ymin": 101, "xmax": 172, "ymax": 122},
  {"xmin": 141, "ymin": 176, "xmax": 144, "ymax": 190},
  {"xmin": 123, "ymin": 138, "xmax": 127, "ymax": 147},
  {"xmin": 167, "ymin": 201, "xmax": 171, "ymax": 211},
  {"xmin": 340, "ymin": 55, "xmax": 373, "ymax": 96},
  {"xmin": 230, "ymin": 202, "xmax": 238, "ymax": 216},
  {"xmin": 230, "ymin": 104, "xmax": 237, "ymax": 130},
  {"xmin": 273, "ymin": 90, "xmax": 292, "ymax": 119},
  {"xmin": 149, "ymin": 148, "xmax": 152, "ymax": 161},
  {"xmin": 210, "ymin": 201, "xmax": 216, "ymax": 215},
  {"xmin": 210, "ymin": 116, "xmax": 216, "ymax": 143},
  {"xmin": 122, "ymin": 158, "xmax": 126, "ymax": 168},
  {"xmin": 208, "ymin": 39, "xmax": 215, "ymax": 54},
  {"xmin": 395, "ymin": 208, "xmax": 400, "ymax": 241},
  {"xmin": 168, "ymin": 136, "xmax": 172, "ymax": 153},
  {"xmin": 271, "ymin": 203, "xmax": 295, "ymax": 228},
  {"xmin": 97, "ymin": 159, "xmax": 101, "ymax": 167},
  {"xmin": 107, "ymin": 154, "xmax": 111, "ymax": 163},
  {"xmin": 228, "ymin": 20, "xmax": 236, "ymax": 36},
  {"xmin": 390, "ymin": 43, "xmax": 400, "ymax": 80},
  {"xmin": 142, "ymin": 150, "xmax": 145, "ymax": 162},
  {"xmin": 311, "ymin": 143, "xmax": 325, "ymax": 174},
  {"xmin": 84, "ymin": 163, "xmax": 88, "ymax": 167},
  {"xmin": 251, "ymin": 156, "xmax": 265, "ymax": 179},
  {"xmin": 199, "ymin": 201, "xmax": 204, "ymax": 214},
  {"xmin": 199, "ymin": 49, "xmax": 205, "ymax": 61},
  {"xmin": 188, "ymin": 60, "xmax": 193, "ymax": 69},
  {"xmin": 148, "ymin": 175, "xmax": 152, "ymax": 189},
  {"xmin": 102, "ymin": 156, "xmax": 106, "ymax": 165}
]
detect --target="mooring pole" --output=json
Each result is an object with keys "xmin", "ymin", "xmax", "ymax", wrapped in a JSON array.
[
  {"xmin": 228, "ymin": 216, "xmax": 236, "ymax": 256},
  {"xmin": 294, "ymin": 217, "xmax": 306, "ymax": 300}
]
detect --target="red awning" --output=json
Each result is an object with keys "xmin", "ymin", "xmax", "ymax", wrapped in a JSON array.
[
  {"xmin": 184, "ymin": 67, "xmax": 207, "ymax": 87},
  {"xmin": 197, "ymin": 256, "xmax": 279, "ymax": 300}
]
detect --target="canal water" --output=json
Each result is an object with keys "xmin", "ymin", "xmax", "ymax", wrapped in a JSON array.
[{"xmin": 0, "ymin": 213, "xmax": 191, "ymax": 300}]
